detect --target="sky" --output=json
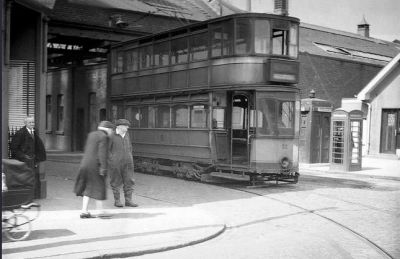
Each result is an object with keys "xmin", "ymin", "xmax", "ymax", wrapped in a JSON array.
[{"xmin": 226, "ymin": 0, "xmax": 400, "ymax": 42}]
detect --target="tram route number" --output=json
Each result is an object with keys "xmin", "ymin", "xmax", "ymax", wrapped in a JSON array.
[{"xmin": 282, "ymin": 144, "xmax": 288, "ymax": 149}]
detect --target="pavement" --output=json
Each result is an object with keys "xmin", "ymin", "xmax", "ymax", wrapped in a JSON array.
[{"xmin": 2, "ymin": 152, "xmax": 399, "ymax": 258}]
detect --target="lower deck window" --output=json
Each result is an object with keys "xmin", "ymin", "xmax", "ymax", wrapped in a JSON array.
[{"xmin": 191, "ymin": 104, "xmax": 208, "ymax": 128}]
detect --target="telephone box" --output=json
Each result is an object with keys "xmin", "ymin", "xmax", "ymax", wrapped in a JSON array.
[
  {"xmin": 299, "ymin": 93, "xmax": 332, "ymax": 163},
  {"xmin": 330, "ymin": 109, "xmax": 363, "ymax": 172}
]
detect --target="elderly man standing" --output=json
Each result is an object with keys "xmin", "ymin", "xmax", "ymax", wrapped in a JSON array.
[
  {"xmin": 109, "ymin": 119, "xmax": 138, "ymax": 207},
  {"xmin": 10, "ymin": 116, "xmax": 46, "ymax": 198}
]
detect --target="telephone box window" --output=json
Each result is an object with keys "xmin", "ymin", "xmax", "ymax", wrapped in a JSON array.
[{"xmin": 332, "ymin": 121, "xmax": 345, "ymax": 164}]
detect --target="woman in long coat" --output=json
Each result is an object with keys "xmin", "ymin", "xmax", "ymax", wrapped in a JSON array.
[{"xmin": 74, "ymin": 121, "xmax": 115, "ymax": 218}]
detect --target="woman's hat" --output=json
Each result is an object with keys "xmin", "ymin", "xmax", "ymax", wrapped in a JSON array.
[
  {"xmin": 98, "ymin": 121, "xmax": 115, "ymax": 129},
  {"xmin": 115, "ymin": 119, "xmax": 131, "ymax": 127}
]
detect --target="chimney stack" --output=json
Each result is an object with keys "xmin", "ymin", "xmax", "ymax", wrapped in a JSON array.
[
  {"xmin": 274, "ymin": 0, "xmax": 289, "ymax": 16},
  {"xmin": 357, "ymin": 15, "xmax": 370, "ymax": 37}
]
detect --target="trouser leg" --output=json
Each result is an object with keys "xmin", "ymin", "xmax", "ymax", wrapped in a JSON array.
[
  {"xmin": 110, "ymin": 168, "xmax": 124, "ymax": 207},
  {"xmin": 122, "ymin": 165, "xmax": 137, "ymax": 207},
  {"xmin": 113, "ymin": 190, "xmax": 123, "ymax": 207}
]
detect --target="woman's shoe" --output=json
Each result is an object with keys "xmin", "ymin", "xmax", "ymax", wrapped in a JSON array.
[{"xmin": 80, "ymin": 212, "xmax": 93, "ymax": 219}]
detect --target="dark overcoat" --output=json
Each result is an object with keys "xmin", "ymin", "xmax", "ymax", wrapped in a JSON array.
[
  {"xmin": 74, "ymin": 129, "xmax": 109, "ymax": 200},
  {"xmin": 10, "ymin": 126, "xmax": 46, "ymax": 168}
]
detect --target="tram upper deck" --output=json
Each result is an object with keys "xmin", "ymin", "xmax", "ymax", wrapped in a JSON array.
[{"xmin": 110, "ymin": 13, "xmax": 300, "ymax": 98}]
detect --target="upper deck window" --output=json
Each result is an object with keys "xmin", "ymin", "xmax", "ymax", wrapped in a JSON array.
[
  {"xmin": 254, "ymin": 19, "xmax": 271, "ymax": 54},
  {"xmin": 272, "ymin": 29, "xmax": 288, "ymax": 56},
  {"xmin": 235, "ymin": 18, "xmax": 252, "ymax": 55},
  {"xmin": 171, "ymin": 37, "xmax": 188, "ymax": 64},
  {"xmin": 140, "ymin": 45, "xmax": 152, "ymax": 69},
  {"xmin": 113, "ymin": 50, "xmax": 124, "ymax": 73},
  {"xmin": 154, "ymin": 41, "xmax": 170, "ymax": 67},
  {"xmin": 289, "ymin": 24, "xmax": 298, "ymax": 58},
  {"xmin": 126, "ymin": 49, "xmax": 138, "ymax": 71},
  {"xmin": 210, "ymin": 21, "xmax": 233, "ymax": 57},
  {"xmin": 190, "ymin": 32, "xmax": 208, "ymax": 61}
]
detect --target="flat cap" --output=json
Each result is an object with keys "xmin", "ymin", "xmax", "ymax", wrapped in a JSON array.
[
  {"xmin": 116, "ymin": 119, "xmax": 131, "ymax": 127},
  {"xmin": 98, "ymin": 120, "xmax": 115, "ymax": 129}
]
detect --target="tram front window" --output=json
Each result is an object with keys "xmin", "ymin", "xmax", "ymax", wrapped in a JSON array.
[{"xmin": 256, "ymin": 98, "xmax": 294, "ymax": 136}]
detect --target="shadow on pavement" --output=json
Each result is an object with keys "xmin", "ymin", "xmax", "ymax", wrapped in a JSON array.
[{"xmin": 1, "ymin": 224, "xmax": 221, "ymax": 255}]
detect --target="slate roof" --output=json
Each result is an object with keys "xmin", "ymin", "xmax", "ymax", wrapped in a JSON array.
[{"xmin": 299, "ymin": 22, "xmax": 400, "ymax": 65}]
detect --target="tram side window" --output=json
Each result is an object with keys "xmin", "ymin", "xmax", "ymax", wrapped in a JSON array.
[
  {"xmin": 156, "ymin": 105, "xmax": 171, "ymax": 128},
  {"xmin": 278, "ymin": 101, "xmax": 294, "ymax": 135},
  {"xmin": 114, "ymin": 51, "xmax": 124, "ymax": 73},
  {"xmin": 171, "ymin": 37, "xmax": 188, "ymax": 64},
  {"xmin": 254, "ymin": 19, "xmax": 270, "ymax": 54},
  {"xmin": 257, "ymin": 98, "xmax": 277, "ymax": 135},
  {"xmin": 272, "ymin": 29, "xmax": 288, "ymax": 56},
  {"xmin": 172, "ymin": 105, "xmax": 189, "ymax": 128},
  {"xmin": 191, "ymin": 104, "xmax": 208, "ymax": 128},
  {"xmin": 126, "ymin": 49, "xmax": 138, "ymax": 71},
  {"xmin": 210, "ymin": 25, "xmax": 222, "ymax": 57},
  {"xmin": 140, "ymin": 45, "xmax": 152, "ymax": 69},
  {"xmin": 129, "ymin": 107, "xmax": 140, "ymax": 128},
  {"xmin": 222, "ymin": 22, "xmax": 234, "ymax": 56},
  {"xmin": 154, "ymin": 41, "xmax": 169, "ymax": 67},
  {"xmin": 289, "ymin": 24, "xmax": 298, "ymax": 58},
  {"xmin": 212, "ymin": 108, "xmax": 225, "ymax": 129},
  {"xmin": 190, "ymin": 32, "xmax": 208, "ymax": 61},
  {"xmin": 235, "ymin": 18, "xmax": 252, "ymax": 55},
  {"xmin": 148, "ymin": 106, "xmax": 156, "ymax": 128},
  {"xmin": 140, "ymin": 107, "xmax": 149, "ymax": 128}
]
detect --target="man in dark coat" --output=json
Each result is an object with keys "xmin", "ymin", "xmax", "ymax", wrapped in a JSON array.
[
  {"xmin": 74, "ymin": 121, "xmax": 115, "ymax": 219},
  {"xmin": 109, "ymin": 119, "xmax": 138, "ymax": 207},
  {"xmin": 10, "ymin": 116, "xmax": 46, "ymax": 198}
]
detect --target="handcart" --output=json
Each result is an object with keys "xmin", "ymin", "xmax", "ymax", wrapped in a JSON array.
[{"xmin": 2, "ymin": 159, "xmax": 40, "ymax": 241}]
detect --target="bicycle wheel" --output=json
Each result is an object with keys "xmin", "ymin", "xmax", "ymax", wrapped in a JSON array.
[{"xmin": 4, "ymin": 214, "xmax": 31, "ymax": 241}]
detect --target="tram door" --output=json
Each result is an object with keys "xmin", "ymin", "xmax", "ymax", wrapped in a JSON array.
[{"xmin": 231, "ymin": 93, "xmax": 251, "ymax": 165}]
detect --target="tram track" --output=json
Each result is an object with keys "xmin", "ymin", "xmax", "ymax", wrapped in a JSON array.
[{"xmin": 223, "ymin": 185, "xmax": 395, "ymax": 259}]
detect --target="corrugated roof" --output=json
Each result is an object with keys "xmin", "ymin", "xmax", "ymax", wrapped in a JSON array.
[{"xmin": 300, "ymin": 22, "xmax": 400, "ymax": 65}]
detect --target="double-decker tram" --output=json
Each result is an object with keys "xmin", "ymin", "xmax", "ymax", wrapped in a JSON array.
[{"xmin": 109, "ymin": 13, "xmax": 300, "ymax": 185}]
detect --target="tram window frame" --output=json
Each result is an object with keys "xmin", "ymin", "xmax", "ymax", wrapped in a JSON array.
[
  {"xmin": 139, "ymin": 44, "xmax": 153, "ymax": 69},
  {"xmin": 210, "ymin": 20, "xmax": 234, "ymax": 58},
  {"xmin": 254, "ymin": 19, "xmax": 271, "ymax": 54},
  {"xmin": 190, "ymin": 104, "xmax": 209, "ymax": 128},
  {"xmin": 114, "ymin": 50, "xmax": 124, "ymax": 73},
  {"xmin": 235, "ymin": 18, "xmax": 253, "ymax": 55},
  {"xmin": 190, "ymin": 32, "xmax": 208, "ymax": 61},
  {"xmin": 153, "ymin": 40, "xmax": 170, "ymax": 67},
  {"xmin": 129, "ymin": 107, "xmax": 140, "ymax": 128},
  {"xmin": 171, "ymin": 36, "xmax": 189, "ymax": 65},
  {"xmin": 126, "ymin": 48, "xmax": 139, "ymax": 72},
  {"xmin": 272, "ymin": 29, "xmax": 288, "ymax": 56},
  {"xmin": 288, "ymin": 23, "xmax": 299, "ymax": 58},
  {"xmin": 156, "ymin": 105, "xmax": 171, "ymax": 128},
  {"xmin": 172, "ymin": 104, "xmax": 189, "ymax": 128},
  {"xmin": 212, "ymin": 107, "xmax": 225, "ymax": 129},
  {"xmin": 255, "ymin": 97, "xmax": 295, "ymax": 137}
]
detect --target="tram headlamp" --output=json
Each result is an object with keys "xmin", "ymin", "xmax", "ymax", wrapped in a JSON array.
[{"xmin": 280, "ymin": 157, "xmax": 291, "ymax": 169}]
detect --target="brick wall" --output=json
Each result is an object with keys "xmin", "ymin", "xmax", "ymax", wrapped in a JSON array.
[{"xmin": 298, "ymin": 53, "xmax": 383, "ymax": 108}]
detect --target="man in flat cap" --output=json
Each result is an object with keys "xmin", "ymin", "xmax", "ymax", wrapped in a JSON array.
[
  {"xmin": 74, "ymin": 120, "xmax": 115, "ymax": 218},
  {"xmin": 109, "ymin": 119, "xmax": 138, "ymax": 207}
]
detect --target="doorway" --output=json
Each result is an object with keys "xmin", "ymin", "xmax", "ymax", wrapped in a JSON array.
[
  {"xmin": 381, "ymin": 109, "xmax": 400, "ymax": 154},
  {"xmin": 231, "ymin": 93, "xmax": 251, "ymax": 165}
]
